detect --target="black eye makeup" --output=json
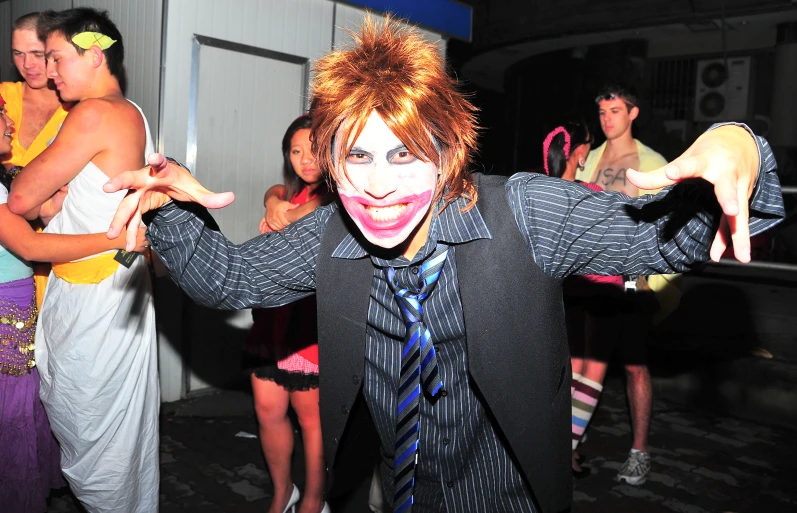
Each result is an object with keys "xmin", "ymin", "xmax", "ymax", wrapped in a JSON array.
[
  {"xmin": 386, "ymin": 146, "xmax": 417, "ymax": 164},
  {"xmin": 346, "ymin": 147, "xmax": 374, "ymax": 164},
  {"xmin": 346, "ymin": 145, "xmax": 418, "ymax": 165}
]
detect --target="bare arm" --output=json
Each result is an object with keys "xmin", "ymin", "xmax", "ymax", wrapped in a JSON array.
[
  {"xmin": 262, "ymin": 185, "xmax": 334, "ymax": 232},
  {"xmin": 264, "ymin": 184, "xmax": 286, "ymax": 206},
  {"xmin": 0, "ymin": 204, "xmax": 146, "ymax": 262},
  {"xmin": 262, "ymin": 184, "xmax": 295, "ymax": 232},
  {"xmin": 7, "ymin": 100, "xmax": 108, "ymax": 218},
  {"xmin": 283, "ymin": 192, "xmax": 334, "ymax": 223}
]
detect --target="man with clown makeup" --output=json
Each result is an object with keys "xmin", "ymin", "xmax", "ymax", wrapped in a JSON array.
[{"xmin": 106, "ymin": 16, "xmax": 783, "ymax": 513}]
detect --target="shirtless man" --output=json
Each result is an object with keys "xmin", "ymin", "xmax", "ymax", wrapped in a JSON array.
[
  {"xmin": 575, "ymin": 84, "xmax": 667, "ymax": 485},
  {"xmin": 580, "ymin": 84, "xmax": 667, "ymax": 195},
  {"xmin": 7, "ymin": 8, "xmax": 159, "ymax": 513},
  {"xmin": 2, "ymin": 12, "xmax": 70, "ymax": 170}
]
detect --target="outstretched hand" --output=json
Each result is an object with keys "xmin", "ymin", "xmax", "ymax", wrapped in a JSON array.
[
  {"xmin": 626, "ymin": 125, "xmax": 760, "ymax": 263},
  {"xmin": 104, "ymin": 153, "xmax": 235, "ymax": 251}
]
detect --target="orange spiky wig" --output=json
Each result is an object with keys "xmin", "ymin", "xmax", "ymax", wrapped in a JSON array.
[{"xmin": 310, "ymin": 14, "xmax": 479, "ymax": 211}]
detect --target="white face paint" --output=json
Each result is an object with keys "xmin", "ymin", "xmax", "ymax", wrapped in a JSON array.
[{"xmin": 335, "ymin": 110, "xmax": 438, "ymax": 253}]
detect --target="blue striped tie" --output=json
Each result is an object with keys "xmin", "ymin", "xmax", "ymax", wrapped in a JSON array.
[{"xmin": 385, "ymin": 244, "xmax": 449, "ymax": 513}]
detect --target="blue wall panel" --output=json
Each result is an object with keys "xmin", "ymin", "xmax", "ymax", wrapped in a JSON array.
[{"xmin": 340, "ymin": 0, "xmax": 472, "ymax": 41}]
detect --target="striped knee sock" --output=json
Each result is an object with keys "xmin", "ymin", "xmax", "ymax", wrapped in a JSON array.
[
  {"xmin": 572, "ymin": 376, "xmax": 603, "ymax": 450},
  {"xmin": 572, "ymin": 372, "xmax": 582, "ymax": 396}
]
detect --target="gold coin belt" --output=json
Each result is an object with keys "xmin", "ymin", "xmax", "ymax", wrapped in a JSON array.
[{"xmin": 0, "ymin": 296, "xmax": 38, "ymax": 376}]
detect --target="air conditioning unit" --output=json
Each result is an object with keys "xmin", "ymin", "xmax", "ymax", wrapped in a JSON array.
[{"xmin": 694, "ymin": 56, "xmax": 752, "ymax": 122}]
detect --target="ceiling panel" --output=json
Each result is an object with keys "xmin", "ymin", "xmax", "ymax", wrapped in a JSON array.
[{"xmin": 468, "ymin": 0, "xmax": 793, "ymax": 50}]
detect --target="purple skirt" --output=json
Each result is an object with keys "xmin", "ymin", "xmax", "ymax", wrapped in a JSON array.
[{"xmin": 0, "ymin": 277, "xmax": 65, "ymax": 512}]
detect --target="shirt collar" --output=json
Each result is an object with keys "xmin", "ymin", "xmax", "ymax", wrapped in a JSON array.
[{"xmin": 331, "ymin": 194, "xmax": 492, "ymax": 263}]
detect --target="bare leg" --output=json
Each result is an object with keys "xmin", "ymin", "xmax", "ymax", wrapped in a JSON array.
[
  {"xmin": 252, "ymin": 375, "xmax": 295, "ymax": 513},
  {"xmin": 290, "ymin": 388, "xmax": 326, "ymax": 513},
  {"xmin": 625, "ymin": 364, "xmax": 652, "ymax": 452},
  {"xmin": 570, "ymin": 356, "xmax": 585, "ymax": 377},
  {"xmin": 580, "ymin": 359, "xmax": 609, "ymax": 386}
]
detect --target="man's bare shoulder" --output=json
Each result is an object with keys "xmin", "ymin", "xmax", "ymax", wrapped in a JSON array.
[
  {"xmin": 61, "ymin": 97, "xmax": 144, "ymax": 134},
  {"xmin": 69, "ymin": 96, "xmax": 140, "ymax": 116}
]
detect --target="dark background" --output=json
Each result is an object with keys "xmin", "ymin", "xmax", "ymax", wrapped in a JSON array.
[{"xmin": 446, "ymin": 0, "xmax": 797, "ymax": 183}]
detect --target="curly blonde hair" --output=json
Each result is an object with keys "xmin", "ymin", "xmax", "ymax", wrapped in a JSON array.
[{"xmin": 310, "ymin": 14, "xmax": 479, "ymax": 211}]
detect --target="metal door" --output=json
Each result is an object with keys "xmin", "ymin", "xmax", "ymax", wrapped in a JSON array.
[{"xmin": 186, "ymin": 35, "xmax": 308, "ymax": 393}]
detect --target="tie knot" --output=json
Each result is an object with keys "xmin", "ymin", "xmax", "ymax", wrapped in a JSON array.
[
  {"xmin": 386, "ymin": 245, "xmax": 449, "ymax": 295},
  {"xmin": 386, "ymin": 245, "xmax": 449, "ymax": 327}
]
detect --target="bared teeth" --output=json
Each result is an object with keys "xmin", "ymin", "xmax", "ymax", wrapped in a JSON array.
[{"xmin": 366, "ymin": 203, "xmax": 408, "ymax": 222}]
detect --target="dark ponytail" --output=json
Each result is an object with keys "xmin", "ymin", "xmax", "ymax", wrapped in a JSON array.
[{"xmin": 542, "ymin": 119, "xmax": 591, "ymax": 179}]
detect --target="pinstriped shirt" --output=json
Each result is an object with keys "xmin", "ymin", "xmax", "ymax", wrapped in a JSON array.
[
  {"xmin": 331, "ymin": 204, "xmax": 538, "ymax": 512},
  {"xmin": 147, "ymin": 127, "xmax": 783, "ymax": 513}
]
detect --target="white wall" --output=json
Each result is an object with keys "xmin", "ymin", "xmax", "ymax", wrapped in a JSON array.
[
  {"xmin": 158, "ymin": 0, "xmax": 449, "ymax": 400},
  {"xmin": 11, "ymin": 0, "xmax": 72, "ymax": 14},
  {"xmin": 160, "ymin": 0, "xmax": 335, "ymax": 166},
  {"xmin": 159, "ymin": 0, "xmax": 337, "ymax": 399},
  {"xmin": 74, "ymin": 0, "xmax": 163, "ymax": 143}
]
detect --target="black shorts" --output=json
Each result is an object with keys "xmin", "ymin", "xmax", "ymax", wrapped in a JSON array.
[{"xmin": 565, "ymin": 290, "xmax": 657, "ymax": 365}]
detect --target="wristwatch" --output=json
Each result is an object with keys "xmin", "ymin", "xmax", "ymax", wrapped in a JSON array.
[
  {"xmin": 7, "ymin": 165, "xmax": 23, "ymax": 178},
  {"xmin": 623, "ymin": 275, "xmax": 639, "ymax": 292}
]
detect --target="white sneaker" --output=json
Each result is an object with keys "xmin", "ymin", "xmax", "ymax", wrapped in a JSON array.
[{"xmin": 615, "ymin": 450, "xmax": 650, "ymax": 486}]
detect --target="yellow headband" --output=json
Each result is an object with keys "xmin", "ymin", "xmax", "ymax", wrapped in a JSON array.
[{"xmin": 71, "ymin": 32, "xmax": 116, "ymax": 50}]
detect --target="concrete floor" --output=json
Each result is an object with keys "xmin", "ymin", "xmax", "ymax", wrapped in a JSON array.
[{"xmin": 45, "ymin": 375, "xmax": 797, "ymax": 513}]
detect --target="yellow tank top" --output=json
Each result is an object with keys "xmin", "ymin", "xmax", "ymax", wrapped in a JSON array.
[{"xmin": 0, "ymin": 81, "xmax": 71, "ymax": 167}]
